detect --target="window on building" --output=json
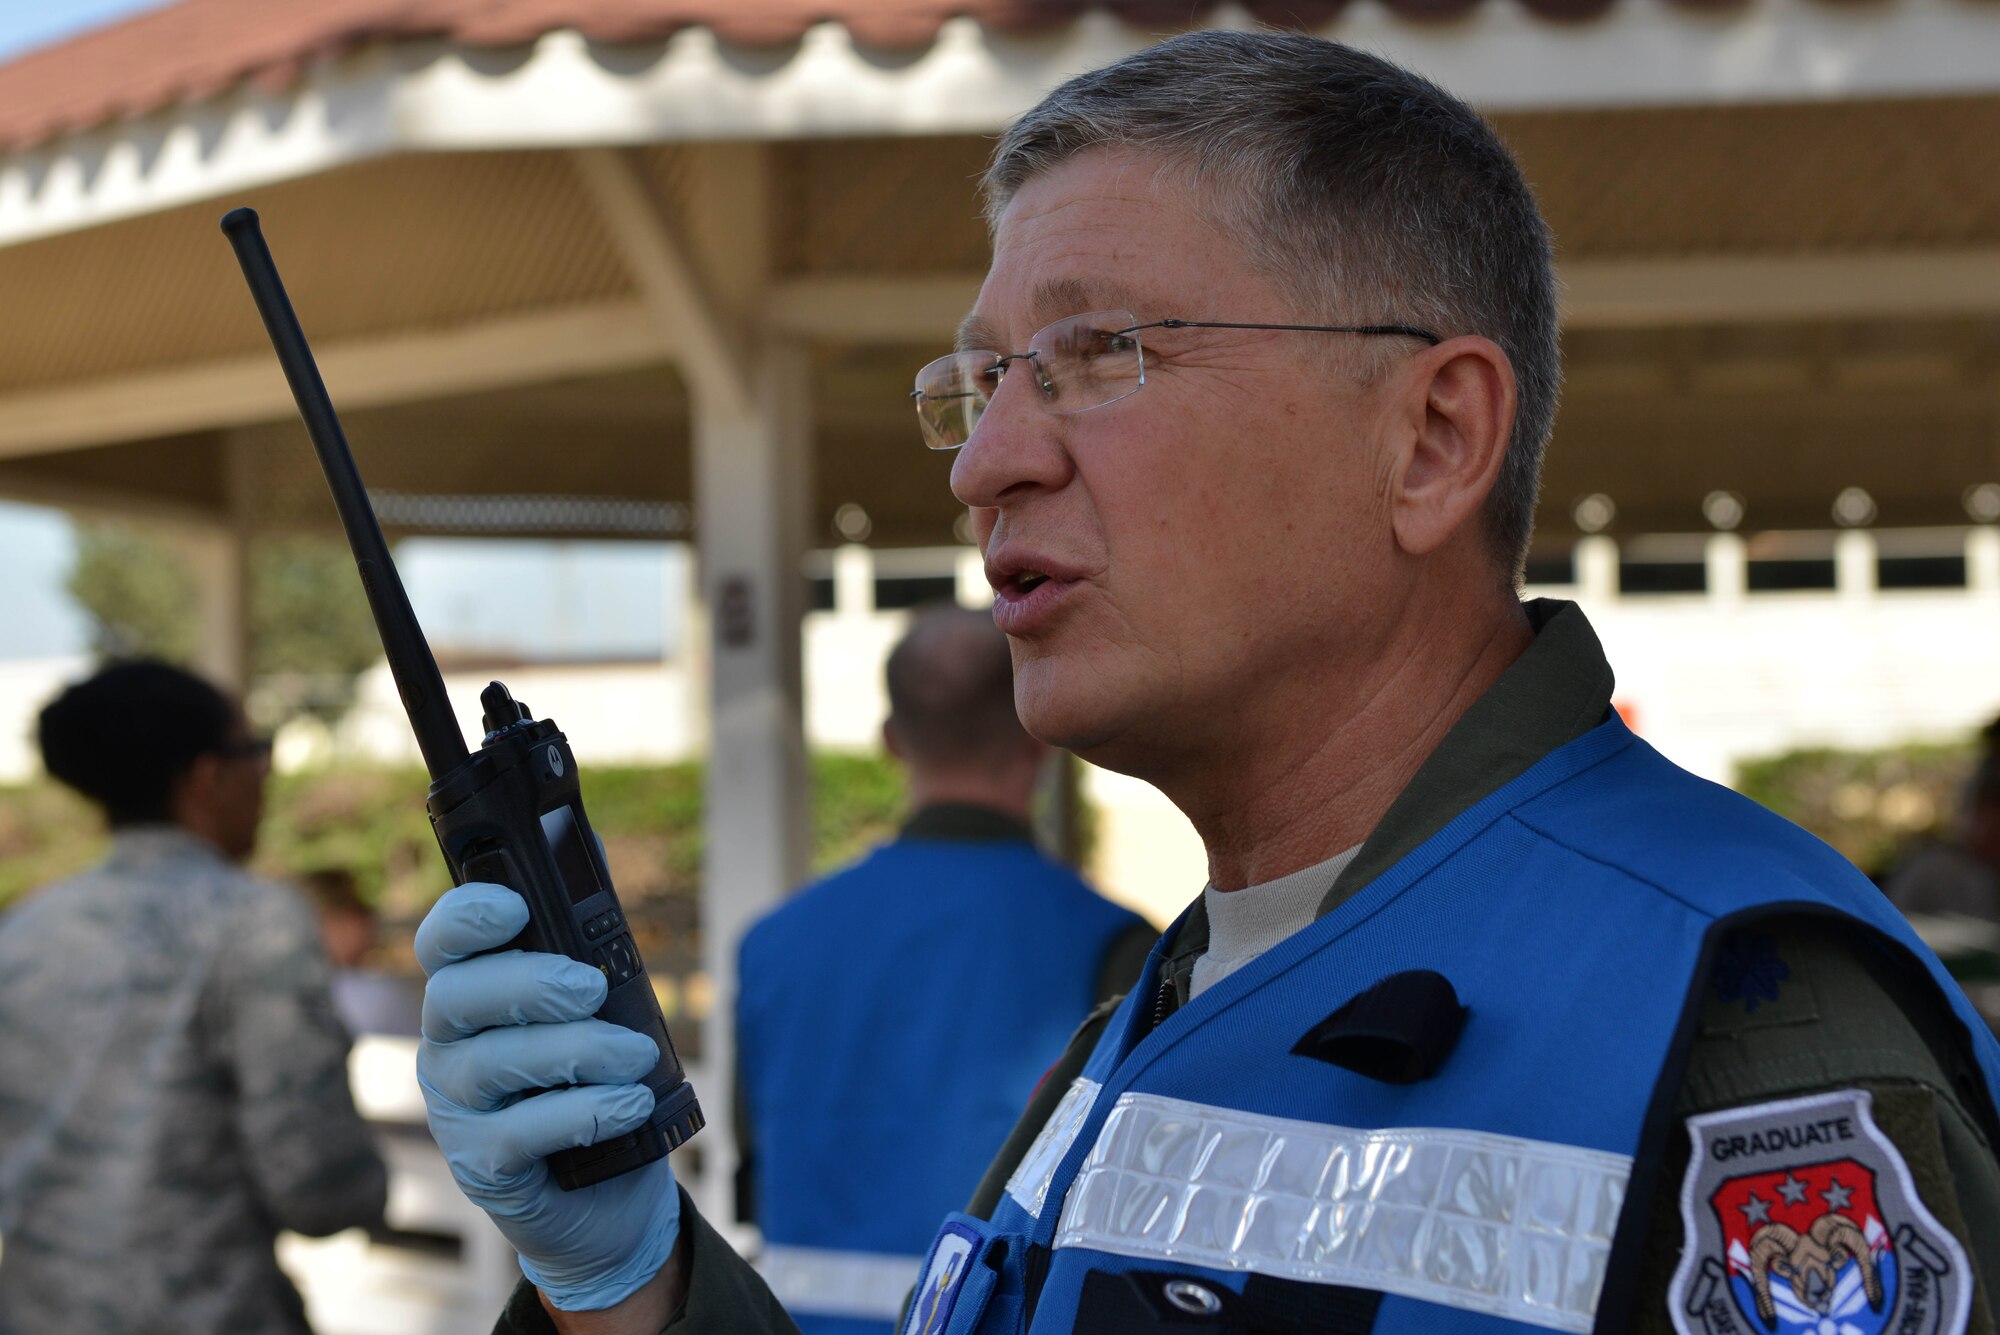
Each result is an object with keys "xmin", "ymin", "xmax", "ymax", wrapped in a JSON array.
[
  {"xmin": 1618, "ymin": 560, "xmax": 1707, "ymax": 595},
  {"xmin": 1877, "ymin": 555, "xmax": 1967, "ymax": 590},
  {"xmin": 873, "ymin": 576, "xmax": 958, "ymax": 610},
  {"xmin": 1747, "ymin": 559, "xmax": 1836, "ymax": 592},
  {"xmin": 1616, "ymin": 534, "xmax": 1708, "ymax": 597},
  {"xmin": 1522, "ymin": 554, "xmax": 1573, "ymax": 587}
]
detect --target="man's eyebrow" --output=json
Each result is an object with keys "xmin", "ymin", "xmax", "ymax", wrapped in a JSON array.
[
  {"xmin": 955, "ymin": 313, "xmax": 1001, "ymax": 355},
  {"xmin": 955, "ymin": 278, "xmax": 1148, "ymax": 353},
  {"xmin": 1031, "ymin": 277, "xmax": 1140, "ymax": 325}
]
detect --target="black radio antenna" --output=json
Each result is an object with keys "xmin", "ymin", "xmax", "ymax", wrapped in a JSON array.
[{"xmin": 221, "ymin": 207, "xmax": 470, "ymax": 779}]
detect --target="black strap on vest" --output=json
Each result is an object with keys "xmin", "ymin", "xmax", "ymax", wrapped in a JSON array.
[
  {"xmin": 1290, "ymin": 969, "xmax": 1468, "ymax": 1084},
  {"xmin": 1073, "ymin": 1269, "xmax": 1383, "ymax": 1334}
]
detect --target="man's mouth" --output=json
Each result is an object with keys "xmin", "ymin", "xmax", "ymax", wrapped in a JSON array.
[
  {"xmin": 984, "ymin": 550, "xmax": 1082, "ymax": 621},
  {"xmin": 987, "ymin": 561, "xmax": 1077, "ymax": 634}
]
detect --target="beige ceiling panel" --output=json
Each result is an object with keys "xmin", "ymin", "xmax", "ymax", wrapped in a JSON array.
[
  {"xmin": 778, "ymin": 137, "xmax": 993, "ymax": 277},
  {"xmin": 0, "ymin": 150, "xmax": 636, "ymax": 394},
  {"xmin": 1497, "ymin": 96, "xmax": 2000, "ymax": 259},
  {"xmin": 0, "ymin": 432, "xmax": 227, "ymax": 518},
  {"xmin": 1542, "ymin": 393, "xmax": 1997, "ymax": 535}
]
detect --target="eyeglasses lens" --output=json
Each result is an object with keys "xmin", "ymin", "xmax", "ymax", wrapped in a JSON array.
[
  {"xmin": 914, "ymin": 354, "xmax": 993, "ymax": 450},
  {"xmin": 1036, "ymin": 311, "xmax": 1142, "ymax": 416},
  {"xmin": 911, "ymin": 309, "xmax": 1143, "ymax": 450}
]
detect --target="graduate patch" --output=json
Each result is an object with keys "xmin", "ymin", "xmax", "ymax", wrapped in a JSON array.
[{"xmin": 1668, "ymin": 1090, "xmax": 1971, "ymax": 1335}]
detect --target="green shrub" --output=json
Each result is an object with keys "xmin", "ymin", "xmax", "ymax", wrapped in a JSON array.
[
  {"xmin": 1734, "ymin": 738, "xmax": 1978, "ymax": 878},
  {"xmin": 0, "ymin": 782, "xmax": 102, "ymax": 908},
  {"xmin": 0, "ymin": 753, "xmax": 908, "ymax": 928}
]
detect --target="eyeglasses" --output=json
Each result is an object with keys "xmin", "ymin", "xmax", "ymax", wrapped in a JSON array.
[{"xmin": 910, "ymin": 309, "xmax": 1441, "ymax": 451}]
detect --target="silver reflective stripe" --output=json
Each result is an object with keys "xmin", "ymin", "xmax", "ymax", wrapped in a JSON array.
[
  {"xmin": 1053, "ymin": 1092, "xmax": 1631, "ymax": 1334},
  {"xmin": 1004, "ymin": 1076, "xmax": 1101, "ymax": 1219},
  {"xmin": 759, "ymin": 1245, "xmax": 923, "ymax": 1321}
]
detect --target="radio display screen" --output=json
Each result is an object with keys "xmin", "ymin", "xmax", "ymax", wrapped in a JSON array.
[{"xmin": 540, "ymin": 805, "xmax": 604, "ymax": 906}]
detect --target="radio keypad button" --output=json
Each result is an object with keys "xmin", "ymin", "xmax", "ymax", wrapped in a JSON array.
[{"xmin": 595, "ymin": 934, "xmax": 640, "ymax": 985}]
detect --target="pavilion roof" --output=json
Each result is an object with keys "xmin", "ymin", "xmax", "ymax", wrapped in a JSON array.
[
  {"xmin": 0, "ymin": 0, "xmax": 1843, "ymax": 151},
  {"xmin": 0, "ymin": 0, "xmax": 1996, "ymax": 547}
]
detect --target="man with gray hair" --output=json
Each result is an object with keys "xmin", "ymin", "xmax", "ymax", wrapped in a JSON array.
[
  {"xmin": 732, "ymin": 604, "xmax": 1150, "ymax": 1335},
  {"xmin": 418, "ymin": 30, "xmax": 2000, "ymax": 1335}
]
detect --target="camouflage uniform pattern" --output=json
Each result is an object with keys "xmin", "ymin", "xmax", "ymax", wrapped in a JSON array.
[{"xmin": 0, "ymin": 827, "xmax": 388, "ymax": 1334}]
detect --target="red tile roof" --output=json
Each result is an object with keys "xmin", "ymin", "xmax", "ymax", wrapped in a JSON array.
[{"xmin": 0, "ymin": 0, "xmax": 1627, "ymax": 151}]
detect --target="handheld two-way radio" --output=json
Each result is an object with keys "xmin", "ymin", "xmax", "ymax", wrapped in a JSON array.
[{"xmin": 221, "ymin": 207, "xmax": 703, "ymax": 1190}]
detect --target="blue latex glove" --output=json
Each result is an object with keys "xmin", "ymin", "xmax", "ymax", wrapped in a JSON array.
[{"xmin": 416, "ymin": 883, "xmax": 680, "ymax": 1311}]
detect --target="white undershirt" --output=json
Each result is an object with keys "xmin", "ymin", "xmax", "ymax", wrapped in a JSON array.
[{"xmin": 1189, "ymin": 844, "xmax": 1363, "ymax": 999}]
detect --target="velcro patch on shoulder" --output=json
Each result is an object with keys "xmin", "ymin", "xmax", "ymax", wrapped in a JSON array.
[
  {"xmin": 1667, "ymin": 1089, "xmax": 1972, "ymax": 1335},
  {"xmin": 1701, "ymin": 931, "xmax": 1819, "ymax": 1035}
]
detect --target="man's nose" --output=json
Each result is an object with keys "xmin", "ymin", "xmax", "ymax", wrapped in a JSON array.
[{"xmin": 948, "ymin": 368, "xmax": 1073, "ymax": 510}]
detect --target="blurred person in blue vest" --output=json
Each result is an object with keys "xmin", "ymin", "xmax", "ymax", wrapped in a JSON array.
[
  {"xmin": 734, "ymin": 604, "xmax": 1153, "ymax": 1334},
  {"xmin": 0, "ymin": 660, "xmax": 386, "ymax": 1335}
]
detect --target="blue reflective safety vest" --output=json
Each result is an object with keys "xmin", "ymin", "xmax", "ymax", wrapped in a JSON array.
[
  {"xmin": 900, "ymin": 719, "xmax": 2000, "ymax": 1335},
  {"xmin": 738, "ymin": 828, "xmax": 1146, "ymax": 1335}
]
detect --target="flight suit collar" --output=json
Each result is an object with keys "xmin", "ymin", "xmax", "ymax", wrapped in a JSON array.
[
  {"xmin": 899, "ymin": 803, "xmax": 1034, "ymax": 844},
  {"xmin": 1159, "ymin": 598, "xmax": 1617, "ymax": 1009}
]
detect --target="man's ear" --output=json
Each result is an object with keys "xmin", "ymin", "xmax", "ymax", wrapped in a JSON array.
[
  {"xmin": 881, "ymin": 718, "xmax": 905, "ymax": 762},
  {"xmin": 1386, "ymin": 335, "xmax": 1517, "ymax": 559}
]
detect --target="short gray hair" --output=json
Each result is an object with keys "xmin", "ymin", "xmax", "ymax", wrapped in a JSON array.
[{"xmin": 984, "ymin": 30, "xmax": 1560, "ymax": 582}]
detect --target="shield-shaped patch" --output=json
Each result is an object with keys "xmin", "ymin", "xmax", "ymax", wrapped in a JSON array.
[{"xmin": 1668, "ymin": 1089, "xmax": 1971, "ymax": 1335}]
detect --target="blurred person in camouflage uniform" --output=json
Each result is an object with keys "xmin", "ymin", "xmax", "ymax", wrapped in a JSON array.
[{"xmin": 0, "ymin": 660, "xmax": 386, "ymax": 1334}]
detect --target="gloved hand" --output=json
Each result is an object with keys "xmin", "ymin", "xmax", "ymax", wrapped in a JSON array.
[{"xmin": 416, "ymin": 882, "xmax": 680, "ymax": 1311}]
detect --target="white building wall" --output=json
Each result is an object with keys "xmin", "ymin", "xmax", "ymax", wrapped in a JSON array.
[
  {"xmin": 0, "ymin": 656, "xmax": 86, "ymax": 781},
  {"xmin": 1581, "ymin": 586, "xmax": 2000, "ymax": 783},
  {"xmin": 322, "ymin": 659, "xmax": 704, "ymax": 771}
]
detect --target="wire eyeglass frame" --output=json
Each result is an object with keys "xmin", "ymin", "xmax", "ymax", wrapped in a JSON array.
[{"xmin": 910, "ymin": 310, "xmax": 1442, "ymax": 451}]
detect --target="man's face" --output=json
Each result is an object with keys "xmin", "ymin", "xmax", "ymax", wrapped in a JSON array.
[
  {"xmin": 951, "ymin": 148, "xmax": 1408, "ymax": 774},
  {"xmin": 210, "ymin": 717, "xmax": 270, "ymax": 862},
  {"xmin": 317, "ymin": 908, "xmax": 376, "ymax": 971}
]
